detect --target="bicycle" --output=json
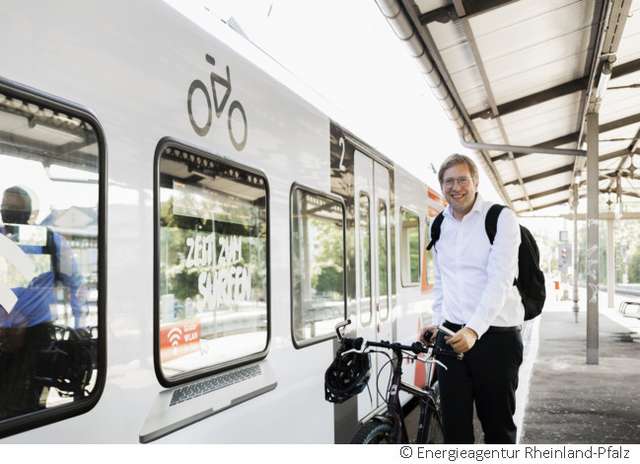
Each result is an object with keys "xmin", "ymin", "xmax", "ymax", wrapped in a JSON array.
[{"xmin": 325, "ymin": 319, "xmax": 461, "ymax": 444}]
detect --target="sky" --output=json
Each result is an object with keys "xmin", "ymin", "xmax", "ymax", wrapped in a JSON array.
[{"xmin": 207, "ymin": 0, "xmax": 503, "ymax": 202}]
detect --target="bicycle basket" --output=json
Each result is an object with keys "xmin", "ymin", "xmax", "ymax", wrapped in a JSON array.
[{"xmin": 324, "ymin": 349, "xmax": 371, "ymax": 403}]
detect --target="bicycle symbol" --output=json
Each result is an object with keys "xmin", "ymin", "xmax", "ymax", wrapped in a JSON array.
[{"xmin": 187, "ymin": 54, "xmax": 248, "ymax": 151}]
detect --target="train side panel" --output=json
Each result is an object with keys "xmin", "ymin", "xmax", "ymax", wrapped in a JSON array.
[{"xmin": 0, "ymin": 0, "xmax": 440, "ymax": 443}]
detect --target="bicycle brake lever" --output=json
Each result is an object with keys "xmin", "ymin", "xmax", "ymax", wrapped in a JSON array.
[{"xmin": 433, "ymin": 359, "xmax": 448, "ymax": 371}]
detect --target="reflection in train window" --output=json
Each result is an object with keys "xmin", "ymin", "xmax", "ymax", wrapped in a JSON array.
[
  {"xmin": 0, "ymin": 89, "xmax": 102, "ymax": 425},
  {"xmin": 290, "ymin": 186, "xmax": 346, "ymax": 347},
  {"xmin": 358, "ymin": 192, "xmax": 372, "ymax": 327},
  {"xmin": 157, "ymin": 146, "xmax": 268, "ymax": 381},
  {"xmin": 377, "ymin": 200, "xmax": 389, "ymax": 321},
  {"xmin": 400, "ymin": 208, "xmax": 421, "ymax": 286}
]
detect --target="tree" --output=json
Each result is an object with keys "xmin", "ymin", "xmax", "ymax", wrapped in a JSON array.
[{"xmin": 628, "ymin": 251, "xmax": 640, "ymax": 283}]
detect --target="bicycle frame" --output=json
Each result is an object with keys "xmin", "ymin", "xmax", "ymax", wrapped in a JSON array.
[
  {"xmin": 368, "ymin": 341, "xmax": 439, "ymax": 443},
  {"xmin": 331, "ymin": 320, "xmax": 449, "ymax": 444}
]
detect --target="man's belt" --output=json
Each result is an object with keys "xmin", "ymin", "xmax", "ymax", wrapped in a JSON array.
[{"xmin": 443, "ymin": 321, "xmax": 520, "ymax": 334}]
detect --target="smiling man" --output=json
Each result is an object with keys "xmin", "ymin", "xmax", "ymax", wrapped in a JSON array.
[{"xmin": 422, "ymin": 154, "xmax": 524, "ymax": 444}]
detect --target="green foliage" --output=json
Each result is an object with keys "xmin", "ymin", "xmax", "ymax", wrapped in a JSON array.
[
  {"xmin": 629, "ymin": 251, "xmax": 640, "ymax": 283},
  {"xmin": 409, "ymin": 231, "xmax": 420, "ymax": 282},
  {"xmin": 314, "ymin": 265, "xmax": 343, "ymax": 295}
]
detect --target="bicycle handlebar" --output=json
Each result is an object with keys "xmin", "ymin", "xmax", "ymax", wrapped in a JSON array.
[
  {"xmin": 333, "ymin": 320, "xmax": 463, "ymax": 360},
  {"xmin": 367, "ymin": 339, "xmax": 463, "ymax": 360},
  {"xmin": 366, "ymin": 339, "xmax": 429, "ymax": 354}
]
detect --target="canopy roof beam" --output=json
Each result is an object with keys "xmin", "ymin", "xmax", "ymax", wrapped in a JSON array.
[
  {"xmin": 470, "ymin": 78, "xmax": 587, "ymax": 120},
  {"xmin": 503, "ymin": 148, "xmax": 631, "ymax": 186},
  {"xmin": 604, "ymin": 126, "xmax": 640, "ymax": 192},
  {"xmin": 464, "ymin": 141, "xmax": 586, "ymax": 157},
  {"xmin": 517, "ymin": 189, "xmax": 640, "ymax": 214},
  {"xmin": 419, "ymin": 0, "xmax": 520, "ymax": 25},
  {"xmin": 512, "ymin": 176, "xmax": 610, "ymax": 202},
  {"xmin": 490, "ymin": 112, "xmax": 640, "ymax": 162}
]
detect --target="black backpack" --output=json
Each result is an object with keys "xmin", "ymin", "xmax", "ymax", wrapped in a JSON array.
[{"xmin": 426, "ymin": 204, "xmax": 545, "ymax": 321}]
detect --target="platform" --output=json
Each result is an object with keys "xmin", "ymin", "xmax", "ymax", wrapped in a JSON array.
[{"xmin": 520, "ymin": 288, "xmax": 640, "ymax": 443}]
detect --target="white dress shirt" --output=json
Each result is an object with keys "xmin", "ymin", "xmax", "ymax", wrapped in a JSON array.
[{"xmin": 431, "ymin": 194, "xmax": 524, "ymax": 338}]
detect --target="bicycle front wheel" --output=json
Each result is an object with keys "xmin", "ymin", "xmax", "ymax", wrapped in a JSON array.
[
  {"xmin": 350, "ymin": 419, "xmax": 394, "ymax": 444},
  {"xmin": 423, "ymin": 407, "xmax": 445, "ymax": 444},
  {"xmin": 420, "ymin": 381, "xmax": 444, "ymax": 444}
]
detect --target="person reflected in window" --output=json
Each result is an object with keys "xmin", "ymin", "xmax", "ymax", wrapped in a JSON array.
[{"xmin": 0, "ymin": 185, "xmax": 85, "ymax": 419}]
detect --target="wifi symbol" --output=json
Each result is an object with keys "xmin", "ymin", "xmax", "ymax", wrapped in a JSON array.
[
  {"xmin": 168, "ymin": 327, "xmax": 183, "ymax": 347},
  {"xmin": 0, "ymin": 234, "xmax": 35, "ymax": 314}
]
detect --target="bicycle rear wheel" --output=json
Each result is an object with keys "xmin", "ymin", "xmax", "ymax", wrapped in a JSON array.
[{"xmin": 350, "ymin": 419, "xmax": 394, "ymax": 444}]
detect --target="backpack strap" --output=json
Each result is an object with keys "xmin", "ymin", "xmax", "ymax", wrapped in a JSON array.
[
  {"xmin": 485, "ymin": 204, "xmax": 519, "ymax": 286},
  {"xmin": 485, "ymin": 204, "xmax": 506, "ymax": 245},
  {"xmin": 426, "ymin": 211, "xmax": 445, "ymax": 251}
]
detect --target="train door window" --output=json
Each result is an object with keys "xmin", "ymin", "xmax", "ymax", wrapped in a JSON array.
[
  {"xmin": 400, "ymin": 208, "xmax": 421, "ymax": 287},
  {"xmin": 377, "ymin": 200, "xmax": 389, "ymax": 320},
  {"xmin": 0, "ymin": 83, "xmax": 104, "ymax": 435},
  {"xmin": 358, "ymin": 192, "xmax": 372, "ymax": 327},
  {"xmin": 290, "ymin": 185, "xmax": 346, "ymax": 347},
  {"xmin": 156, "ymin": 142, "xmax": 269, "ymax": 384}
]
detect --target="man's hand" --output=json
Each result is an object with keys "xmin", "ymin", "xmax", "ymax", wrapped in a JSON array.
[
  {"xmin": 420, "ymin": 324, "xmax": 438, "ymax": 345},
  {"xmin": 446, "ymin": 327, "xmax": 478, "ymax": 353}
]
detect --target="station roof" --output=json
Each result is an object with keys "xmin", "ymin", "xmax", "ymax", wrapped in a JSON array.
[{"xmin": 383, "ymin": 0, "xmax": 640, "ymax": 215}]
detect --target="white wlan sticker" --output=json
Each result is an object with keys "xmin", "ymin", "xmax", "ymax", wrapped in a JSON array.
[{"xmin": 0, "ymin": 234, "xmax": 36, "ymax": 314}]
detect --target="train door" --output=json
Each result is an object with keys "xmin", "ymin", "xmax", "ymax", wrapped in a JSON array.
[
  {"xmin": 372, "ymin": 161, "xmax": 394, "ymax": 399},
  {"xmin": 354, "ymin": 151, "xmax": 393, "ymax": 420}
]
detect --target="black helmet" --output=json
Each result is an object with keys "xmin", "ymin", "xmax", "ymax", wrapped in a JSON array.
[{"xmin": 324, "ymin": 349, "xmax": 371, "ymax": 403}]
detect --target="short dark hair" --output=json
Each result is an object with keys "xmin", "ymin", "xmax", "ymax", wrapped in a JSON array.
[
  {"xmin": 438, "ymin": 154, "xmax": 479, "ymax": 186},
  {"xmin": 1, "ymin": 185, "xmax": 32, "ymax": 222},
  {"xmin": 2, "ymin": 186, "xmax": 31, "ymax": 210}
]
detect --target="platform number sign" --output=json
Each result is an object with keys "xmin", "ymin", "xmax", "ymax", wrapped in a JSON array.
[{"xmin": 187, "ymin": 54, "xmax": 248, "ymax": 151}]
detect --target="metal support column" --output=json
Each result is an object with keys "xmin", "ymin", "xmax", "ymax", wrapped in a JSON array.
[
  {"xmin": 586, "ymin": 111, "xmax": 599, "ymax": 365},
  {"xmin": 572, "ymin": 183, "xmax": 579, "ymax": 322},
  {"xmin": 607, "ymin": 218, "xmax": 615, "ymax": 309}
]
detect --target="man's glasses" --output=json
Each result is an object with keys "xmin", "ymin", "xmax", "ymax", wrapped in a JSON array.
[{"xmin": 443, "ymin": 176, "xmax": 472, "ymax": 188}]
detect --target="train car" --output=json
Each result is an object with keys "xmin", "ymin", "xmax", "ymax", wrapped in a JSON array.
[{"xmin": 0, "ymin": 0, "xmax": 443, "ymax": 443}]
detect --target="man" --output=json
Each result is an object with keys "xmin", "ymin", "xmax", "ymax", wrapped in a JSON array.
[
  {"xmin": 0, "ymin": 185, "xmax": 84, "ymax": 419},
  {"xmin": 422, "ymin": 154, "xmax": 523, "ymax": 444}
]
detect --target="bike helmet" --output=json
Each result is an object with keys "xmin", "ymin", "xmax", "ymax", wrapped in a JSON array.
[{"xmin": 325, "ymin": 349, "xmax": 371, "ymax": 403}]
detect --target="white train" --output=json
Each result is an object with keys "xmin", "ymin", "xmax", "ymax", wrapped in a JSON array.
[{"xmin": 0, "ymin": 0, "xmax": 444, "ymax": 443}]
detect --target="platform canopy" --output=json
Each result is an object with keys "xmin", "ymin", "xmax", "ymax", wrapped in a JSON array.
[{"xmin": 378, "ymin": 0, "xmax": 640, "ymax": 214}]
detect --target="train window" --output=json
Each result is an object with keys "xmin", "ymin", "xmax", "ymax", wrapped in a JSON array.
[
  {"xmin": 0, "ymin": 84, "xmax": 104, "ymax": 434},
  {"xmin": 400, "ymin": 208, "xmax": 421, "ymax": 286},
  {"xmin": 290, "ymin": 186, "xmax": 346, "ymax": 347},
  {"xmin": 358, "ymin": 192, "xmax": 372, "ymax": 327},
  {"xmin": 156, "ymin": 142, "xmax": 269, "ymax": 384},
  {"xmin": 377, "ymin": 200, "xmax": 389, "ymax": 320}
]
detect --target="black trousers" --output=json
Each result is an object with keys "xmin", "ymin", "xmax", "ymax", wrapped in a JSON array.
[{"xmin": 435, "ymin": 322, "xmax": 523, "ymax": 444}]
